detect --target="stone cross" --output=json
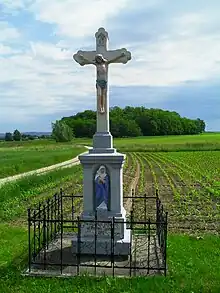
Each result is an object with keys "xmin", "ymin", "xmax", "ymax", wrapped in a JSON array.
[
  {"xmin": 73, "ymin": 28, "xmax": 131, "ymax": 139},
  {"xmin": 72, "ymin": 30, "xmax": 131, "ymax": 257}
]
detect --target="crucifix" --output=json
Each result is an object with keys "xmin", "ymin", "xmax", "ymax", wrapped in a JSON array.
[
  {"xmin": 72, "ymin": 29, "xmax": 132, "ymax": 257},
  {"xmin": 73, "ymin": 27, "xmax": 131, "ymax": 137}
]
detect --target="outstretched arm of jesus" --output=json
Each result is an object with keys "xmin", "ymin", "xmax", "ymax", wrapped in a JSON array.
[
  {"xmin": 78, "ymin": 54, "xmax": 95, "ymax": 65},
  {"xmin": 108, "ymin": 52, "xmax": 126, "ymax": 64}
]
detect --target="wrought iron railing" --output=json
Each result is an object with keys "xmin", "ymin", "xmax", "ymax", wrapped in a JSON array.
[{"xmin": 27, "ymin": 189, "xmax": 168, "ymax": 277}]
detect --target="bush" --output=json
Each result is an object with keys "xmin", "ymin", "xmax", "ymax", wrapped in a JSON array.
[
  {"xmin": 5, "ymin": 132, "xmax": 13, "ymax": 141},
  {"xmin": 51, "ymin": 120, "xmax": 73, "ymax": 142}
]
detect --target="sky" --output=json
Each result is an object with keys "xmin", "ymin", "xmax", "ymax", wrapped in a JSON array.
[{"xmin": 0, "ymin": 0, "xmax": 220, "ymax": 132}]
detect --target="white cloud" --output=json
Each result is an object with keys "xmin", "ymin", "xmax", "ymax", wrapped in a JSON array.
[
  {"xmin": 1, "ymin": 0, "xmax": 220, "ymax": 131},
  {"xmin": 1, "ymin": 0, "xmax": 33, "ymax": 12},
  {"xmin": 30, "ymin": 42, "xmax": 71, "ymax": 60},
  {"xmin": 110, "ymin": 34, "xmax": 220, "ymax": 87},
  {"xmin": 0, "ymin": 42, "xmax": 96, "ymax": 115},
  {"xmin": 30, "ymin": 0, "xmax": 130, "ymax": 38},
  {"xmin": 0, "ymin": 21, "xmax": 21, "ymax": 41},
  {"xmin": 109, "ymin": 9, "xmax": 220, "ymax": 86},
  {"xmin": 0, "ymin": 44, "xmax": 18, "ymax": 55}
]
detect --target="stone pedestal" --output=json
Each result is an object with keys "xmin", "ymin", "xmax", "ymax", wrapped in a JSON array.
[
  {"xmin": 71, "ymin": 150, "xmax": 131, "ymax": 255},
  {"xmin": 92, "ymin": 132, "xmax": 114, "ymax": 153}
]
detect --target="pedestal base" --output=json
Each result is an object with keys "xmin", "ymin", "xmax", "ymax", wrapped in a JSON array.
[
  {"xmin": 72, "ymin": 207, "xmax": 131, "ymax": 256},
  {"xmin": 72, "ymin": 228, "xmax": 131, "ymax": 256},
  {"xmin": 92, "ymin": 132, "xmax": 115, "ymax": 153},
  {"xmin": 78, "ymin": 145, "xmax": 130, "ymax": 256}
]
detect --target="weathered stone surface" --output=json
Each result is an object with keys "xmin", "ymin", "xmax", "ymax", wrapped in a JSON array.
[{"xmin": 71, "ymin": 228, "xmax": 131, "ymax": 255}]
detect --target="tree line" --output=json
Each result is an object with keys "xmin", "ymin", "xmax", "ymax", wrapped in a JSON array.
[
  {"xmin": 56, "ymin": 106, "xmax": 205, "ymax": 140},
  {"xmin": 3, "ymin": 107, "xmax": 206, "ymax": 143},
  {"xmin": 4, "ymin": 130, "xmax": 48, "ymax": 141}
]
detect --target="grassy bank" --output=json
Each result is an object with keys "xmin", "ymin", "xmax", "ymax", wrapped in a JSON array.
[
  {"xmin": 0, "ymin": 144, "xmax": 85, "ymax": 178},
  {"xmin": 115, "ymin": 133, "xmax": 220, "ymax": 152},
  {"xmin": 76, "ymin": 133, "xmax": 220, "ymax": 151},
  {"xmin": 0, "ymin": 224, "xmax": 219, "ymax": 293},
  {"xmin": 0, "ymin": 165, "xmax": 83, "ymax": 222},
  {"xmin": 1, "ymin": 134, "xmax": 220, "ymax": 180}
]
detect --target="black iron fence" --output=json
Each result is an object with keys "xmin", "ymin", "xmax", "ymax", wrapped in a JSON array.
[{"xmin": 27, "ymin": 189, "xmax": 168, "ymax": 277}]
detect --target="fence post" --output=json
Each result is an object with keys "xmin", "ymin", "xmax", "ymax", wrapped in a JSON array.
[
  {"xmin": 77, "ymin": 216, "xmax": 81, "ymax": 276},
  {"xmin": 156, "ymin": 195, "xmax": 159, "ymax": 242},
  {"xmin": 47, "ymin": 199, "xmax": 50, "ymax": 249},
  {"xmin": 129, "ymin": 209, "xmax": 134, "ymax": 277},
  {"xmin": 38, "ymin": 203, "xmax": 41, "ymax": 256},
  {"xmin": 131, "ymin": 189, "xmax": 134, "ymax": 211},
  {"xmin": 33, "ymin": 209, "xmax": 36, "ymax": 261},
  {"xmin": 111, "ymin": 217, "xmax": 115, "ymax": 277},
  {"xmin": 94, "ymin": 210, "xmax": 97, "ymax": 276},
  {"xmin": 60, "ymin": 189, "xmax": 63, "ymax": 274},
  {"xmin": 164, "ymin": 212, "xmax": 168, "ymax": 276},
  {"xmin": 147, "ymin": 218, "xmax": 151, "ymax": 274},
  {"xmin": 60, "ymin": 188, "xmax": 63, "ymax": 215},
  {"xmin": 144, "ymin": 193, "xmax": 147, "ymax": 231},
  {"xmin": 54, "ymin": 194, "xmax": 57, "ymax": 235},
  {"xmin": 130, "ymin": 209, "xmax": 134, "ymax": 231},
  {"xmin": 57, "ymin": 193, "xmax": 61, "ymax": 232},
  {"xmin": 50, "ymin": 197, "xmax": 53, "ymax": 240},
  {"xmin": 72, "ymin": 193, "xmax": 74, "ymax": 227},
  {"xmin": 43, "ymin": 205, "xmax": 46, "ymax": 270},
  {"xmin": 28, "ymin": 208, "xmax": 31, "ymax": 272}
]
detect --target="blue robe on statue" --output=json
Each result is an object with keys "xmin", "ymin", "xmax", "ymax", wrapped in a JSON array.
[{"xmin": 95, "ymin": 174, "xmax": 109, "ymax": 209}]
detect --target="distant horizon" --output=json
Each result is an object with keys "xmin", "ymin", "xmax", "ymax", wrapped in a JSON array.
[
  {"xmin": 1, "ymin": 131, "xmax": 220, "ymax": 138},
  {"xmin": 1, "ymin": 104, "xmax": 219, "ymax": 133},
  {"xmin": 0, "ymin": 131, "xmax": 52, "ymax": 137}
]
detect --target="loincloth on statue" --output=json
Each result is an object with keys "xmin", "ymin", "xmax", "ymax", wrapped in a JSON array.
[{"xmin": 96, "ymin": 79, "xmax": 107, "ymax": 89}]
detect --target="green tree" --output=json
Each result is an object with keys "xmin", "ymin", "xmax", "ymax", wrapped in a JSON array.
[
  {"xmin": 13, "ymin": 129, "xmax": 21, "ymax": 141},
  {"xmin": 71, "ymin": 119, "xmax": 96, "ymax": 138},
  {"xmin": 195, "ymin": 118, "xmax": 206, "ymax": 133},
  {"xmin": 56, "ymin": 106, "xmax": 206, "ymax": 138},
  {"xmin": 51, "ymin": 120, "xmax": 73, "ymax": 142},
  {"xmin": 110, "ymin": 117, "xmax": 142, "ymax": 137},
  {"xmin": 5, "ymin": 132, "xmax": 13, "ymax": 141}
]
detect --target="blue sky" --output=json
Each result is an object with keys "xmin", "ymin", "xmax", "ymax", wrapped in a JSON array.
[{"xmin": 0, "ymin": 0, "xmax": 220, "ymax": 132}]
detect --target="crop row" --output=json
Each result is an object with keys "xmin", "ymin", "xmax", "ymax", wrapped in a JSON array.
[
  {"xmin": 132, "ymin": 152, "xmax": 220, "ymax": 233},
  {"xmin": 154, "ymin": 152, "xmax": 220, "ymax": 197}
]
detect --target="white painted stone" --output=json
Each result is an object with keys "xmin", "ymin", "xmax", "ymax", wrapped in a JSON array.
[
  {"xmin": 72, "ymin": 28, "xmax": 132, "ymax": 256},
  {"xmin": 73, "ymin": 27, "xmax": 131, "ymax": 150},
  {"xmin": 72, "ymin": 229, "xmax": 131, "ymax": 255}
]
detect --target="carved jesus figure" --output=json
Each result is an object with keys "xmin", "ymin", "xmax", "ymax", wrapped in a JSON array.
[{"xmin": 78, "ymin": 52, "xmax": 126, "ymax": 114}]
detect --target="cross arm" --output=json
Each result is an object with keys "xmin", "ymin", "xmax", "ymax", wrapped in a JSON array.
[
  {"xmin": 73, "ymin": 50, "xmax": 96, "ymax": 66},
  {"xmin": 107, "ymin": 48, "xmax": 131, "ymax": 65}
]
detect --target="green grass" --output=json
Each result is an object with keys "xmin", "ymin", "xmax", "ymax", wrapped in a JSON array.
[
  {"xmin": 115, "ymin": 133, "xmax": 220, "ymax": 152},
  {"xmin": 0, "ymin": 162, "xmax": 219, "ymax": 292},
  {"xmin": 0, "ymin": 136, "xmax": 220, "ymax": 291},
  {"xmin": 0, "ymin": 223, "xmax": 219, "ymax": 293},
  {"xmin": 1, "ymin": 133, "xmax": 220, "ymax": 180},
  {"xmin": 0, "ymin": 138, "xmax": 90, "ymax": 148},
  {"xmin": 158, "ymin": 151, "xmax": 220, "ymax": 182},
  {"xmin": 0, "ymin": 143, "xmax": 85, "ymax": 178},
  {"xmin": 75, "ymin": 133, "xmax": 220, "ymax": 152},
  {"xmin": 0, "ymin": 165, "xmax": 83, "ymax": 222}
]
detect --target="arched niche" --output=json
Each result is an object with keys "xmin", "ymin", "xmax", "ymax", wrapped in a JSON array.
[{"xmin": 93, "ymin": 164, "xmax": 111, "ymax": 211}]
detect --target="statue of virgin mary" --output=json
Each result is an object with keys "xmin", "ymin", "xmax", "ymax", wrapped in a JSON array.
[{"xmin": 94, "ymin": 165, "xmax": 109, "ymax": 210}]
